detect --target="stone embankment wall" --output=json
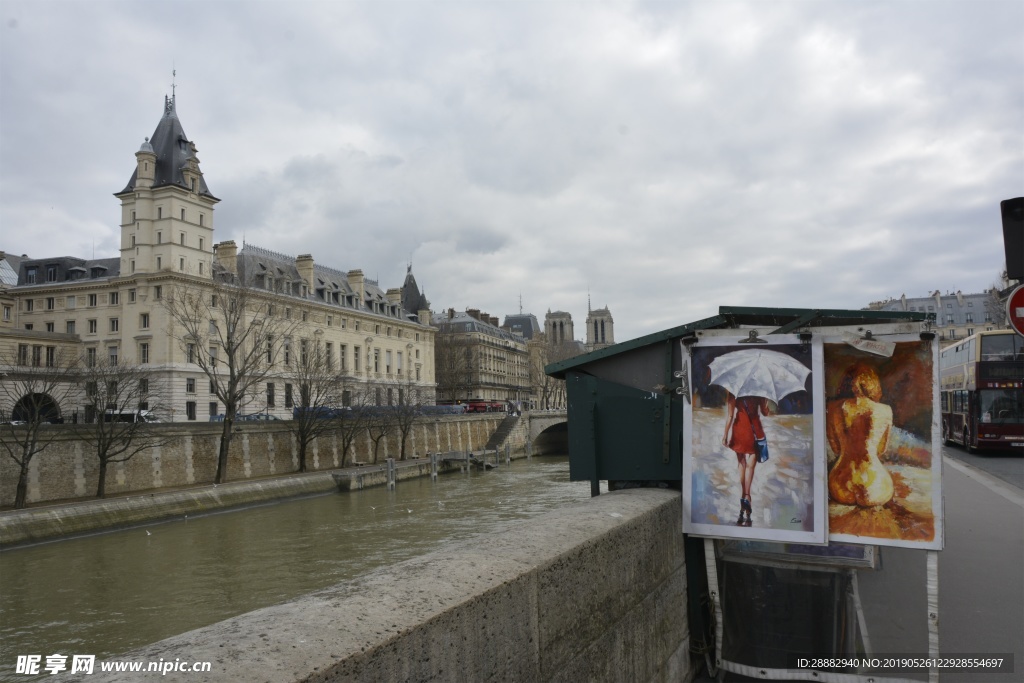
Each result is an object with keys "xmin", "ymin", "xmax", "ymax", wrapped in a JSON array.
[
  {"xmin": 0, "ymin": 414, "xmax": 526, "ymax": 508},
  {"xmin": 71, "ymin": 488, "xmax": 691, "ymax": 683}
]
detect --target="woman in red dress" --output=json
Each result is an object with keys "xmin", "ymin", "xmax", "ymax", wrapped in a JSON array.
[{"xmin": 722, "ymin": 393, "xmax": 770, "ymax": 526}]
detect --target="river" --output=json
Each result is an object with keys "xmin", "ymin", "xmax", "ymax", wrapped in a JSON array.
[{"xmin": 0, "ymin": 455, "xmax": 595, "ymax": 681}]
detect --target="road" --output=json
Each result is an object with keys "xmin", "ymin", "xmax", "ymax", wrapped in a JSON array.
[{"xmin": 942, "ymin": 441, "xmax": 1024, "ymax": 491}]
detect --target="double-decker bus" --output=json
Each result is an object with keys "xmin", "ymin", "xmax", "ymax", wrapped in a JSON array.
[{"xmin": 939, "ymin": 329, "xmax": 1024, "ymax": 452}]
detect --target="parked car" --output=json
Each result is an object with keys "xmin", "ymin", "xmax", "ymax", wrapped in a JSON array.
[{"xmin": 103, "ymin": 410, "xmax": 161, "ymax": 424}]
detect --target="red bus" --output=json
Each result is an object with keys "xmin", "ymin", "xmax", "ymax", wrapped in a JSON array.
[{"xmin": 939, "ymin": 329, "xmax": 1023, "ymax": 452}]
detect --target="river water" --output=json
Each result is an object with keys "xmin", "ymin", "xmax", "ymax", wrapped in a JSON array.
[{"xmin": 0, "ymin": 456, "xmax": 594, "ymax": 680}]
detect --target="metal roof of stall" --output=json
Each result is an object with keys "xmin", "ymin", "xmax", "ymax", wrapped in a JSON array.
[{"xmin": 546, "ymin": 306, "xmax": 933, "ymax": 379}]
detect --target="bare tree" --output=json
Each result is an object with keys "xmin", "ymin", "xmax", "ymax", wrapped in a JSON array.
[
  {"xmin": 333, "ymin": 384, "xmax": 372, "ymax": 466},
  {"xmin": 288, "ymin": 338, "xmax": 346, "ymax": 472},
  {"xmin": 433, "ymin": 324, "xmax": 474, "ymax": 404},
  {"xmin": 364, "ymin": 385, "xmax": 396, "ymax": 464},
  {"xmin": 0, "ymin": 346, "xmax": 79, "ymax": 508},
  {"xmin": 538, "ymin": 341, "xmax": 581, "ymax": 409},
  {"xmin": 387, "ymin": 376, "xmax": 423, "ymax": 460},
  {"xmin": 163, "ymin": 273, "xmax": 297, "ymax": 483},
  {"xmin": 77, "ymin": 359, "xmax": 168, "ymax": 498}
]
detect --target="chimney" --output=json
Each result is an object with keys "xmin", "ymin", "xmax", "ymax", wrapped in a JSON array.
[
  {"xmin": 295, "ymin": 254, "xmax": 314, "ymax": 295},
  {"xmin": 348, "ymin": 270, "xmax": 365, "ymax": 309},
  {"xmin": 467, "ymin": 308, "xmax": 481, "ymax": 321},
  {"xmin": 386, "ymin": 287, "xmax": 402, "ymax": 306},
  {"xmin": 448, "ymin": 308, "xmax": 455, "ymax": 320},
  {"xmin": 214, "ymin": 240, "xmax": 238, "ymax": 275}
]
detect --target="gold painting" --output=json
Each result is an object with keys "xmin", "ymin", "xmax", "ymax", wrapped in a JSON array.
[{"xmin": 824, "ymin": 335, "xmax": 943, "ymax": 549}]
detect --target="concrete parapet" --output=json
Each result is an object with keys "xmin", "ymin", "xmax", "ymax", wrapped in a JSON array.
[{"xmin": 70, "ymin": 489, "xmax": 690, "ymax": 683}]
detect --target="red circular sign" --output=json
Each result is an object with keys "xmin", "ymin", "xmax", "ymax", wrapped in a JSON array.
[{"xmin": 1007, "ymin": 284, "xmax": 1024, "ymax": 336}]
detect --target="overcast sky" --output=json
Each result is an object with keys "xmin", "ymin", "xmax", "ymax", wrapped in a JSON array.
[{"xmin": 1, "ymin": 1, "xmax": 1021, "ymax": 342}]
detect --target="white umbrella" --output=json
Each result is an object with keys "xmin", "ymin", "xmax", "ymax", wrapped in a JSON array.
[{"xmin": 708, "ymin": 349, "xmax": 810, "ymax": 403}]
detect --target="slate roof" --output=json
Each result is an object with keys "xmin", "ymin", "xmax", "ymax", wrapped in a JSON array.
[
  {"xmin": 401, "ymin": 265, "xmax": 430, "ymax": 313},
  {"xmin": 117, "ymin": 96, "xmax": 218, "ymax": 200},
  {"xmin": 502, "ymin": 313, "xmax": 541, "ymax": 340},
  {"xmin": 14, "ymin": 256, "xmax": 120, "ymax": 285}
]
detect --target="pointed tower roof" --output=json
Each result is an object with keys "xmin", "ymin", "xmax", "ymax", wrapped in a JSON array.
[
  {"xmin": 401, "ymin": 264, "xmax": 430, "ymax": 313},
  {"xmin": 117, "ymin": 95, "xmax": 218, "ymax": 199}
]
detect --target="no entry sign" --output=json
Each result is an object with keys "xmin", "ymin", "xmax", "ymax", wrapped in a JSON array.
[{"xmin": 1007, "ymin": 284, "xmax": 1024, "ymax": 337}]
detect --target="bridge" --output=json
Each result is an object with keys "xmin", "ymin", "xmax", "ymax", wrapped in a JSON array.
[{"xmin": 528, "ymin": 410, "xmax": 568, "ymax": 454}]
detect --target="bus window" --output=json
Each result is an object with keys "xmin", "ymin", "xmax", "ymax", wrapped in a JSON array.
[
  {"xmin": 981, "ymin": 334, "xmax": 1020, "ymax": 361},
  {"xmin": 979, "ymin": 389, "xmax": 1024, "ymax": 424}
]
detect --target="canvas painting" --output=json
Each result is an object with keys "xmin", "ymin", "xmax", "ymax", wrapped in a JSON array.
[
  {"xmin": 824, "ymin": 335, "xmax": 943, "ymax": 549},
  {"xmin": 683, "ymin": 335, "xmax": 826, "ymax": 543}
]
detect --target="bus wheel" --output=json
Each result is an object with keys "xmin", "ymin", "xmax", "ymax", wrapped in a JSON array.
[{"xmin": 964, "ymin": 428, "xmax": 976, "ymax": 454}]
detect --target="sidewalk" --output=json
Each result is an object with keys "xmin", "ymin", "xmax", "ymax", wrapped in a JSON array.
[{"xmin": 691, "ymin": 454, "xmax": 1024, "ymax": 682}]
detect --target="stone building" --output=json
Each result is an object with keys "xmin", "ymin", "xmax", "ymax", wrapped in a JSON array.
[
  {"xmin": 0, "ymin": 94, "xmax": 436, "ymax": 422},
  {"xmin": 865, "ymin": 289, "xmax": 1006, "ymax": 345},
  {"xmin": 432, "ymin": 309, "xmax": 530, "ymax": 405},
  {"xmin": 585, "ymin": 304, "xmax": 614, "ymax": 352}
]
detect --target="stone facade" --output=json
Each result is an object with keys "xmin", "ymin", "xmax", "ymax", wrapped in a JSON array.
[
  {"xmin": 865, "ymin": 289, "xmax": 1006, "ymax": 346},
  {"xmin": 0, "ymin": 414, "xmax": 513, "ymax": 507},
  {"xmin": 0, "ymin": 94, "xmax": 436, "ymax": 423}
]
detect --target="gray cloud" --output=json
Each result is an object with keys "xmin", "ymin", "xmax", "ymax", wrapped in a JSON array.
[{"xmin": 1, "ymin": 0, "xmax": 1020, "ymax": 342}]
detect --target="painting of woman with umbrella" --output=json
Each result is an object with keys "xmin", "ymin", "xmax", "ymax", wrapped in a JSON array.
[{"xmin": 683, "ymin": 336, "xmax": 826, "ymax": 544}]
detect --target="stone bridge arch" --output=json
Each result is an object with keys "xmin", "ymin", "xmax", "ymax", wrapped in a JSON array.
[{"xmin": 528, "ymin": 411, "xmax": 568, "ymax": 455}]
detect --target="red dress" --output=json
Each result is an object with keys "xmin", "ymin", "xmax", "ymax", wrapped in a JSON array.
[{"xmin": 728, "ymin": 397, "xmax": 766, "ymax": 456}]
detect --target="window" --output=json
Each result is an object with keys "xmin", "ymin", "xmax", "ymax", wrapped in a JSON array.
[
  {"xmin": 179, "ymin": 257, "xmax": 185, "ymax": 271},
  {"xmin": 26, "ymin": 267, "xmax": 37, "ymax": 284},
  {"xmin": 86, "ymin": 347, "xmax": 96, "ymax": 367},
  {"xmin": 186, "ymin": 378, "xmax": 196, "ymax": 393},
  {"xmin": 180, "ymin": 232, "xmax": 186, "ymax": 245},
  {"xmin": 109, "ymin": 318, "xmax": 119, "ymax": 333},
  {"xmin": 186, "ymin": 401, "xmax": 197, "ymax": 421},
  {"xmin": 110, "ymin": 292, "xmax": 119, "ymax": 305},
  {"xmin": 131, "ymin": 211, "xmax": 136, "ymax": 222},
  {"xmin": 266, "ymin": 337, "xmax": 273, "ymax": 364},
  {"xmin": 154, "ymin": 285, "xmax": 162, "ymax": 300},
  {"xmin": 354, "ymin": 320, "xmax": 360, "ymax": 331},
  {"xmin": 966, "ymin": 313, "xmax": 974, "ymax": 323},
  {"xmin": 209, "ymin": 319, "xmax": 217, "ymax": 334},
  {"xmin": 326, "ymin": 343, "xmax": 334, "ymax": 370},
  {"xmin": 157, "ymin": 207, "xmax": 162, "ymax": 219},
  {"xmin": 139, "ymin": 342, "xmax": 149, "ymax": 364},
  {"xmin": 46, "ymin": 297, "xmax": 54, "ymax": 310},
  {"xmin": 327, "ymin": 315, "xmax": 333, "ymax": 327},
  {"xmin": 375, "ymin": 324, "xmax": 381, "ymax": 335},
  {"xmin": 267, "ymin": 383, "xmax": 276, "ymax": 408},
  {"xmin": 199, "ymin": 237, "xmax": 204, "ymax": 251},
  {"xmin": 108, "ymin": 345, "xmax": 118, "ymax": 366},
  {"xmin": 209, "ymin": 345, "xmax": 217, "ymax": 367},
  {"xmin": 946, "ymin": 314, "xmax": 954, "ymax": 324},
  {"xmin": 66, "ymin": 320, "xmax": 76, "ymax": 334},
  {"xmin": 46, "ymin": 265, "xmax": 58, "ymax": 282},
  {"xmin": 157, "ymin": 257, "xmax": 162, "ymax": 270},
  {"xmin": 45, "ymin": 322, "xmax": 54, "ymax": 332},
  {"xmin": 285, "ymin": 308, "xmax": 292, "ymax": 319},
  {"xmin": 198, "ymin": 262, "xmax": 204, "ymax": 275},
  {"xmin": 157, "ymin": 232, "xmax": 162, "ymax": 244},
  {"xmin": 24, "ymin": 324, "xmax": 31, "ymax": 330},
  {"xmin": 88, "ymin": 319, "xmax": 97, "ymax": 334},
  {"xmin": 341, "ymin": 318, "xmax": 347, "ymax": 329},
  {"xmin": 300, "ymin": 339, "xmax": 308, "ymax": 364},
  {"xmin": 140, "ymin": 313, "xmax": 150, "ymax": 329},
  {"xmin": 130, "ymin": 260, "xmax": 136, "ymax": 273},
  {"xmin": 181, "ymin": 208, "xmax": 186, "ymax": 221},
  {"xmin": 397, "ymin": 351, "xmax": 403, "ymax": 375},
  {"xmin": 209, "ymin": 402, "xmax": 218, "ymax": 417},
  {"xmin": 340, "ymin": 344, "xmax": 347, "ymax": 371},
  {"xmin": 17, "ymin": 344, "xmax": 28, "ymax": 365},
  {"xmin": 386, "ymin": 350, "xmax": 392, "ymax": 374},
  {"xmin": 186, "ymin": 343, "xmax": 195, "ymax": 363},
  {"xmin": 374, "ymin": 349, "xmax": 380, "ymax": 373},
  {"xmin": 129, "ymin": 289, "xmax": 136, "ymax": 303},
  {"xmin": 88, "ymin": 294, "xmax": 97, "ymax": 307},
  {"xmin": 285, "ymin": 384, "xmax": 293, "ymax": 408},
  {"xmin": 25, "ymin": 299, "xmax": 34, "ymax": 312},
  {"xmin": 387, "ymin": 326, "xmax": 392, "ymax": 337},
  {"xmin": 210, "ymin": 380, "xmax": 217, "ymax": 394},
  {"xmin": 284, "ymin": 339, "xmax": 291, "ymax": 365},
  {"xmin": 967, "ymin": 327, "xmax": 974, "ymax": 337},
  {"xmin": 2, "ymin": 305, "xmax": 10, "ymax": 321},
  {"xmin": 200, "ymin": 214, "xmax": 204, "ymax": 227},
  {"xmin": 302, "ymin": 310, "xmax": 308, "ymax": 322},
  {"xmin": 946, "ymin": 303, "xmax": 952, "ymax": 308},
  {"xmin": 45, "ymin": 346, "xmax": 55, "ymax": 367},
  {"xmin": 416, "ymin": 366, "xmax": 421, "ymax": 381},
  {"xmin": 139, "ymin": 378, "xmax": 149, "ymax": 395},
  {"xmin": 354, "ymin": 346, "xmax": 361, "ymax": 372}
]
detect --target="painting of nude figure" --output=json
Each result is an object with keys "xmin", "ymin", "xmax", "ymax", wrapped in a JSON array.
[{"xmin": 824, "ymin": 336, "xmax": 943, "ymax": 549}]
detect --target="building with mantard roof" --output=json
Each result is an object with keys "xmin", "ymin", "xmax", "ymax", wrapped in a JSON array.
[
  {"xmin": 432, "ymin": 308, "xmax": 530, "ymax": 405},
  {"xmin": 0, "ymin": 93, "xmax": 436, "ymax": 423},
  {"xmin": 864, "ymin": 289, "xmax": 1006, "ymax": 346}
]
